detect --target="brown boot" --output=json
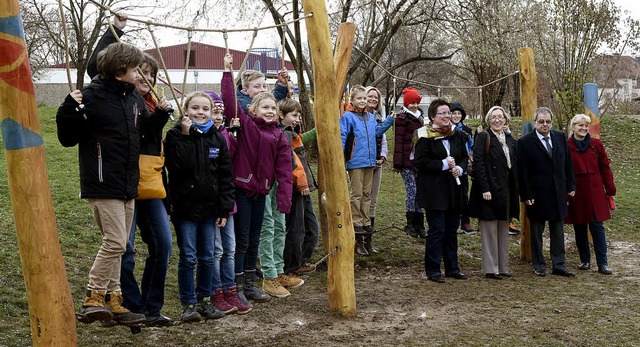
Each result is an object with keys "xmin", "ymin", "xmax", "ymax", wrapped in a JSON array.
[
  {"xmin": 355, "ymin": 234, "xmax": 369, "ymax": 256},
  {"xmin": 77, "ymin": 289, "xmax": 113, "ymax": 324},
  {"xmin": 105, "ymin": 290, "xmax": 146, "ymax": 326},
  {"xmin": 363, "ymin": 234, "xmax": 379, "ymax": 254}
]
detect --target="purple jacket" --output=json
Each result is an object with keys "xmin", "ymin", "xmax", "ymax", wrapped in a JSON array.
[
  {"xmin": 393, "ymin": 110, "xmax": 424, "ymax": 170},
  {"xmin": 221, "ymin": 72, "xmax": 293, "ymax": 213}
]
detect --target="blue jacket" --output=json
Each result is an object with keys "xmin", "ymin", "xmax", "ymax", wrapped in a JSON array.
[
  {"xmin": 340, "ymin": 109, "xmax": 394, "ymax": 170},
  {"xmin": 235, "ymin": 83, "xmax": 289, "ymax": 114}
]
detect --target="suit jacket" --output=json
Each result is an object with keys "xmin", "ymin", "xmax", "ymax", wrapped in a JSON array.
[{"xmin": 517, "ymin": 130, "xmax": 575, "ymax": 221}]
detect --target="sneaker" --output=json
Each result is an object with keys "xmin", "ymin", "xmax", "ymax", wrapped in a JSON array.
[
  {"xmin": 211, "ymin": 289, "xmax": 237, "ymax": 314},
  {"xmin": 460, "ymin": 223, "xmax": 477, "ymax": 235},
  {"xmin": 180, "ymin": 303, "xmax": 202, "ymax": 323},
  {"xmin": 262, "ymin": 278, "xmax": 291, "ymax": 298},
  {"xmin": 77, "ymin": 289, "xmax": 113, "ymax": 324},
  {"xmin": 277, "ymin": 273, "xmax": 304, "ymax": 289},
  {"xmin": 197, "ymin": 297, "xmax": 225, "ymax": 320},
  {"xmin": 296, "ymin": 262, "xmax": 316, "ymax": 273},
  {"xmin": 508, "ymin": 223, "xmax": 521, "ymax": 235},
  {"xmin": 224, "ymin": 286, "xmax": 253, "ymax": 315},
  {"xmin": 145, "ymin": 314, "xmax": 175, "ymax": 327},
  {"xmin": 105, "ymin": 291, "xmax": 146, "ymax": 327}
]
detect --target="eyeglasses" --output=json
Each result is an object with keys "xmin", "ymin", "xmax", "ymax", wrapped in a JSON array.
[
  {"xmin": 537, "ymin": 119, "xmax": 552, "ymax": 124},
  {"xmin": 436, "ymin": 112, "xmax": 452, "ymax": 116}
]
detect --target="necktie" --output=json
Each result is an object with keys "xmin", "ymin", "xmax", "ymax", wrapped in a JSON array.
[{"xmin": 543, "ymin": 136, "xmax": 552, "ymax": 156}]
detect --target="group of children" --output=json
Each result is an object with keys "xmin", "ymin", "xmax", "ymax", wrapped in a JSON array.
[{"xmin": 57, "ymin": 16, "xmax": 320, "ymax": 327}]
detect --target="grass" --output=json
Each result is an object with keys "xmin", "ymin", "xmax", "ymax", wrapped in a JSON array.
[{"xmin": 1, "ymin": 108, "xmax": 640, "ymax": 346}]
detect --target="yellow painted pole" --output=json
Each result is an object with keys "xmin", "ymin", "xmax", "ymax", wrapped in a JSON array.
[
  {"xmin": 302, "ymin": 0, "xmax": 356, "ymax": 316},
  {"xmin": 0, "ymin": 1, "xmax": 77, "ymax": 345},
  {"xmin": 518, "ymin": 47, "xmax": 537, "ymax": 262}
]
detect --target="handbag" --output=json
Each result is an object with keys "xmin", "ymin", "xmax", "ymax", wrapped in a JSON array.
[{"xmin": 137, "ymin": 154, "xmax": 166, "ymax": 200}]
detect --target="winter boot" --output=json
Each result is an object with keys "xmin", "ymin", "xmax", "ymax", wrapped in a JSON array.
[
  {"xmin": 277, "ymin": 273, "xmax": 304, "ymax": 289},
  {"xmin": 211, "ymin": 288, "xmax": 237, "ymax": 315},
  {"xmin": 105, "ymin": 290, "xmax": 146, "ymax": 327},
  {"xmin": 244, "ymin": 271, "xmax": 272, "ymax": 303},
  {"xmin": 224, "ymin": 286, "xmax": 253, "ymax": 314},
  {"xmin": 196, "ymin": 297, "xmax": 224, "ymax": 320},
  {"xmin": 234, "ymin": 273, "xmax": 253, "ymax": 309},
  {"xmin": 355, "ymin": 234, "xmax": 369, "ymax": 255},
  {"xmin": 180, "ymin": 303, "xmax": 202, "ymax": 323},
  {"xmin": 363, "ymin": 234, "xmax": 379, "ymax": 254},
  {"xmin": 77, "ymin": 289, "xmax": 113, "ymax": 324},
  {"xmin": 262, "ymin": 278, "xmax": 291, "ymax": 298},
  {"xmin": 404, "ymin": 212, "xmax": 419, "ymax": 238},
  {"xmin": 415, "ymin": 211, "xmax": 427, "ymax": 239}
]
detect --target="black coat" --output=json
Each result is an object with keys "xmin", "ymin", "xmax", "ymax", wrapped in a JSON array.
[
  {"xmin": 164, "ymin": 122, "xmax": 235, "ymax": 221},
  {"xmin": 517, "ymin": 130, "xmax": 575, "ymax": 221},
  {"xmin": 414, "ymin": 130, "xmax": 468, "ymax": 211},
  {"xmin": 56, "ymin": 76, "xmax": 145, "ymax": 200},
  {"xmin": 469, "ymin": 131, "xmax": 519, "ymax": 220}
]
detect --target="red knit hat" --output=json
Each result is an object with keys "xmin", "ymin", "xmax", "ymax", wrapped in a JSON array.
[{"xmin": 402, "ymin": 88, "xmax": 421, "ymax": 107}]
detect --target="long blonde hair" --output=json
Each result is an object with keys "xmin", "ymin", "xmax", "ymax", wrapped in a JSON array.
[{"xmin": 248, "ymin": 92, "xmax": 278, "ymax": 116}]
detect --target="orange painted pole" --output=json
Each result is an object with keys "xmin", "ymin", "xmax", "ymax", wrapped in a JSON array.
[
  {"xmin": 518, "ymin": 47, "xmax": 537, "ymax": 262},
  {"xmin": 0, "ymin": 1, "xmax": 77, "ymax": 345}
]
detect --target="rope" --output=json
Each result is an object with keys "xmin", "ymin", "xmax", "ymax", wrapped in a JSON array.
[
  {"xmin": 235, "ymin": 29, "xmax": 259, "ymax": 86},
  {"xmin": 57, "ymin": 0, "xmax": 73, "ymax": 93},
  {"xmin": 146, "ymin": 24, "xmax": 185, "ymax": 118},
  {"xmin": 311, "ymin": 246, "xmax": 339, "ymax": 268},
  {"xmin": 281, "ymin": 27, "xmax": 286, "ymax": 71},
  {"xmin": 181, "ymin": 30, "xmax": 193, "ymax": 106},
  {"xmin": 88, "ymin": 0, "xmax": 312, "ymax": 34}
]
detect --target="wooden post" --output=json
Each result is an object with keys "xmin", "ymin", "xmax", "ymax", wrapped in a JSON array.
[
  {"xmin": 518, "ymin": 47, "xmax": 537, "ymax": 262},
  {"xmin": 303, "ymin": 0, "xmax": 356, "ymax": 316},
  {"xmin": 0, "ymin": 1, "xmax": 77, "ymax": 345},
  {"xmin": 584, "ymin": 83, "xmax": 601, "ymax": 138}
]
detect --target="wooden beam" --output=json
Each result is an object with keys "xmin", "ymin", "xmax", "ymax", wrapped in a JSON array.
[
  {"xmin": 0, "ymin": 1, "xmax": 77, "ymax": 345},
  {"xmin": 302, "ymin": 0, "xmax": 356, "ymax": 316},
  {"xmin": 518, "ymin": 47, "xmax": 537, "ymax": 262}
]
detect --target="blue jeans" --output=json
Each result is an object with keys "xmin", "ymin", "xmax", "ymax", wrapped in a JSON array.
[
  {"xmin": 213, "ymin": 216, "xmax": 236, "ymax": 291},
  {"xmin": 234, "ymin": 190, "xmax": 266, "ymax": 273},
  {"xmin": 174, "ymin": 217, "xmax": 216, "ymax": 305},
  {"xmin": 424, "ymin": 209, "xmax": 461, "ymax": 278},
  {"xmin": 574, "ymin": 221, "xmax": 608, "ymax": 266},
  {"xmin": 121, "ymin": 199, "xmax": 172, "ymax": 316}
]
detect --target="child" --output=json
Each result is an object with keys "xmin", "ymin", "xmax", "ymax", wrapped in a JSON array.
[
  {"xmin": 393, "ymin": 87, "xmax": 427, "ymax": 239},
  {"xmin": 340, "ymin": 85, "xmax": 394, "ymax": 251},
  {"xmin": 56, "ymin": 42, "xmax": 147, "ymax": 327},
  {"xmin": 450, "ymin": 102, "xmax": 476, "ymax": 235},
  {"xmin": 86, "ymin": 13, "xmax": 175, "ymax": 327},
  {"xmin": 204, "ymin": 91, "xmax": 252, "ymax": 315},
  {"xmin": 221, "ymin": 53, "xmax": 293, "ymax": 303},
  {"xmin": 164, "ymin": 92, "xmax": 235, "ymax": 323},
  {"xmin": 236, "ymin": 69, "xmax": 289, "ymax": 113},
  {"xmin": 280, "ymin": 98, "xmax": 320, "ymax": 275}
]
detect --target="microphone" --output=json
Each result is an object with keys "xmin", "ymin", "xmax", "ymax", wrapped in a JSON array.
[{"xmin": 166, "ymin": 107, "xmax": 175, "ymax": 121}]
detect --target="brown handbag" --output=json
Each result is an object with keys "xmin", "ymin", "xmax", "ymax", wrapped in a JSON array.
[{"xmin": 137, "ymin": 154, "xmax": 166, "ymax": 200}]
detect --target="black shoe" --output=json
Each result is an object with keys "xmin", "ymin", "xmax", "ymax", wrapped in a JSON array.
[
  {"xmin": 244, "ymin": 280, "xmax": 271, "ymax": 303},
  {"xmin": 145, "ymin": 314, "xmax": 175, "ymax": 327},
  {"xmin": 354, "ymin": 225, "xmax": 366, "ymax": 235},
  {"xmin": 598, "ymin": 265, "xmax": 612, "ymax": 275},
  {"xmin": 428, "ymin": 276, "xmax": 445, "ymax": 283},
  {"xmin": 404, "ymin": 225, "xmax": 419, "ymax": 238},
  {"xmin": 499, "ymin": 273, "xmax": 512, "ymax": 278},
  {"xmin": 578, "ymin": 262, "xmax": 591, "ymax": 270},
  {"xmin": 197, "ymin": 298, "xmax": 224, "ymax": 320},
  {"xmin": 551, "ymin": 268, "xmax": 576, "ymax": 277},
  {"xmin": 486, "ymin": 273, "xmax": 504, "ymax": 280},
  {"xmin": 245, "ymin": 269, "xmax": 260, "ymax": 283},
  {"xmin": 362, "ymin": 225, "xmax": 375, "ymax": 234},
  {"xmin": 534, "ymin": 270, "xmax": 546, "ymax": 277},
  {"xmin": 445, "ymin": 272, "xmax": 468, "ymax": 280}
]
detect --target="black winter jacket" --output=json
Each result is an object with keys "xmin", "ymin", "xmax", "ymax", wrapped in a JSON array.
[
  {"xmin": 56, "ymin": 76, "xmax": 145, "ymax": 200},
  {"xmin": 164, "ymin": 122, "xmax": 235, "ymax": 221}
]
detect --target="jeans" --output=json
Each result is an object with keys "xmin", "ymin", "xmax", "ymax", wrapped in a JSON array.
[
  {"xmin": 574, "ymin": 221, "xmax": 608, "ymax": 266},
  {"xmin": 424, "ymin": 209, "xmax": 461, "ymax": 278},
  {"xmin": 174, "ymin": 217, "xmax": 216, "ymax": 305},
  {"xmin": 234, "ymin": 189, "xmax": 266, "ymax": 274},
  {"xmin": 213, "ymin": 216, "xmax": 236, "ymax": 291},
  {"xmin": 121, "ymin": 199, "xmax": 172, "ymax": 316}
]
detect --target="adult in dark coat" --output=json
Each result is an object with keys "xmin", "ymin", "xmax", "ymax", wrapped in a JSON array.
[
  {"xmin": 565, "ymin": 114, "xmax": 616, "ymax": 275},
  {"xmin": 517, "ymin": 107, "xmax": 576, "ymax": 277},
  {"xmin": 414, "ymin": 99, "xmax": 469, "ymax": 283},
  {"xmin": 469, "ymin": 106, "xmax": 519, "ymax": 279}
]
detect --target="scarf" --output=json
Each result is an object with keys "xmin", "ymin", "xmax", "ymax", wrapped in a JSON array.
[
  {"xmin": 346, "ymin": 104, "xmax": 366, "ymax": 114},
  {"xmin": 143, "ymin": 92, "xmax": 157, "ymax": 114},
  {"xmin": 491, "ymin": 128, "xmax": 511, "ymax": 169},
  {"xmin": 195, "ymin": 119, "xmax": 214, "ymax": 133},
  {"xmin": 573, "ymin": 133, "xmax": 591, "ymax": 152},
  {"xmin": 425, "ymin": 123, "xmax": 456, "ymax": 139}
]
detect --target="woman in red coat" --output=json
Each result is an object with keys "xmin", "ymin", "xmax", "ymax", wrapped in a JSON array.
[{"xmin": 565, "ymin": 114, "xmax": 616, "ymax": 275}]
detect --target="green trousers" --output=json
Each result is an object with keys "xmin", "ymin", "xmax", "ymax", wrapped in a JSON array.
[{"xmin": 258, "ymin": 183, "xmax": 286, "ymax": 279}]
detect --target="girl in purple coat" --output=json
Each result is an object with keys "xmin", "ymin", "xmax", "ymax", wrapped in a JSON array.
[{"xmin": 220, "ymin": 53, "xmax": 293, "ymax": 304}]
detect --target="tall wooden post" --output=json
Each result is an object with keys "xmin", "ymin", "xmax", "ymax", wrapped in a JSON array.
[
  {"xmin": 518, "ymin": 47, "xmax": 537, "ymax": 262},
  {"xmin": 584, "ymin": 83, "xmax": 601, "ymax": 138},
  {"xmin": 0, "ymin": 1, "xmax": 77, "ymax": 345},
  {"xmin": 303, "ymin": 0, "xmax": 356, "ymax": 316}
]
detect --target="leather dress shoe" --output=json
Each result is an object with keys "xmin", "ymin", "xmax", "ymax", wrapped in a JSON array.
[
  {"xmin": 485, "ymin": 273, "xmax": 504, "ymax": 280},
  {"xmin": 428, "ymin": 276, "xmax": 445, "ymax": 283},
  {"xmin": 534, "ymin": 270, "xmax": 546, "ymax": 277},
  {"xmin": 445, "ymin": 272, "xmax": 468, "ymax": 280},
  {"xmin": 551, "ymin": 268, "xmax": 576, "ymax": 277},
  {"xmin": 578, "ymin": 262, "xmax": 591, "ymax": 270},
  {"xmin": 499, "ymin": 273, "xmax": 512, "ymax": 278},
  {"xmin": 598, "ymin": 265, "xmax": 612, "ymax": 275}
]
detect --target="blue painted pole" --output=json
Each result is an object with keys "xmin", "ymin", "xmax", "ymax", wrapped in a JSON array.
[{"xmin": 584, "ymin": 83, "xmax": 601, "ymax": 138}]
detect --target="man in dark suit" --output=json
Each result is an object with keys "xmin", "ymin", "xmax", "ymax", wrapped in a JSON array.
[{"xmin": 517, "ymin": 107, "xmax": 576, "ymax": 277}]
